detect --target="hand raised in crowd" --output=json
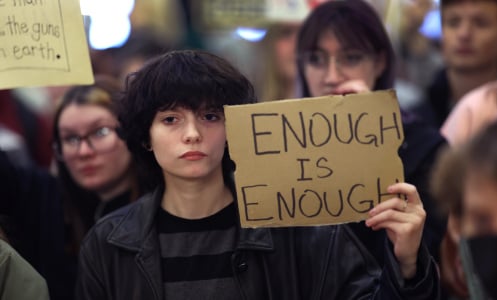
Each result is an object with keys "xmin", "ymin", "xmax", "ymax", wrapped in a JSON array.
[{"xmin": 366, "ymin": 182, "xmax": 426, "ymax": 279}]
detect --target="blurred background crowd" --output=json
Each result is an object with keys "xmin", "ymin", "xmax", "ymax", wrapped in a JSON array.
[
  {"xmin": 0, "ymin": 0, "xmax": 449, "ymax": 169},
  {"xmin": 1, "ymin": 0, "xmax": 497, "ymax": 299}
]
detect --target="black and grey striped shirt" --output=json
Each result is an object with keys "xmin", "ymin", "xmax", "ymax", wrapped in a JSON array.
[{"xmin": 156, "ymin": 202, "xmax": 240, "ymax": 300}]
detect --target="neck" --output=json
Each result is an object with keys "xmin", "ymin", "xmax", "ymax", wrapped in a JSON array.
[
  {"xmin": 97, "ymin": 172, "xmax": 134, "ymax": 202},
  {"xmin": 448, "ymin": 67, "xmax": 497, "ymax": 105},
  {"xmin": 161, "ymin": 170, "xmax": 233, "ymax": 219}
]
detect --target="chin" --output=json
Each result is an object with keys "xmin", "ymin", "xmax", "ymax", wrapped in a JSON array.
[
  {"xmin": 181, "ymin": 169, "xmax": 216, "ymax": 180},
  {"xmin": 78, "ymin": 178, "xmax": 106, "ymax": 192},
  {"xmin": 451, "ymin": 61, "xmax": 486, "ymax": 72}
]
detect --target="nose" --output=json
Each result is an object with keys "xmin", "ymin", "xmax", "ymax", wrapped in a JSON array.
[
  {"xmin": 457, "ymin": 20, "xmax": 472, "ymax": 40},
  {"xmin": 77, "ymin": 139, "xmax": 96, "ymax": 156},
  {"xmin": 183, "ymin": 120, "xmax": 202, "ymax": 143},
  {"xmin": 324, "ymin": 58, "xmax": 345, "ymax": 86}
]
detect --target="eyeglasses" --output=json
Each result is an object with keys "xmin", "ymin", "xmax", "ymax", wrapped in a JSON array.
[
  {"xmin": 57, "ymin": 126, "xmax": 119, "ymax": 159},
  {"xmin": 300, "ymin": 50, "xmax": 372, "ymax": 72}
]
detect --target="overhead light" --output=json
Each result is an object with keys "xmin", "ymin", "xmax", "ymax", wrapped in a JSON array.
[
  {"xmin": 80, "ymin": 0, "xmax": 135, "ymax": 49},
  {"xmin": 236, "ymin": 27, "xmax": 267, "ymax": 42}
]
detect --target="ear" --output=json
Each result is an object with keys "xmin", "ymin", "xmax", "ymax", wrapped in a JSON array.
[{"xmin": 142, "ymin": 142, "xmax": 152, "ymax": 151}]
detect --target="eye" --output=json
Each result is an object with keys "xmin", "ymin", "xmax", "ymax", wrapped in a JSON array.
[
  {"xmin": 202, "ymin": 112, "xmax": 224, "ymax": 122},
  {"xmin": 92, "ymin": 127, "xmax": 112, "ymax": 138},
  {"xmin": 61, "ymin": 135, "xmax": 81, "ymax": 146},
  {"xmin": 339, "ymin": 52, "xmax": 366, "ymax": 67},
  {"xmin": 304, "ymin": 51, "xmax": 327, "ymax": 67},
  {"xmin": 444, "ymin": 16, "xmax": 461, "ymax": 28},
  {"xmin": 473, "ymin": 16, "xmax": 492, "ymax": 28},
  {"xmin": 162, "ymin": 116, "xmax": 179, "ymax": 124}
]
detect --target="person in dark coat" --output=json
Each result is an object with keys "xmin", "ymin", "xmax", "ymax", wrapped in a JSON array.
[
  {"xmin": 75, "ymin": 49, "xmax": 440, "ymax": 299},
  {"xmin": 295, "ymin": 0, "xmax": 447, "ymax": 264}
]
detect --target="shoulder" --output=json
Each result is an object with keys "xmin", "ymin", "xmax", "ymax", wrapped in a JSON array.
[
  {"xmin": 442, "ymin": 81, "xmax": 497, "ymax": 146},
  {"xmin": 452, "ymin": 81, "xmax": 497, "ymax": 113},
  {"xmin": 402, "ymin": 111, "xmax": 444, "ymax": 144},
  {"xmin": 400, "ymin": 112, "xmax": 447, "ymax": 175},
  {"xmin": 82, "ymin": 191, "xmax": 158, "ymax": 251},
  {"xmin": 0, "ymin": 239, "xmax": 50, "ymax": 300}
]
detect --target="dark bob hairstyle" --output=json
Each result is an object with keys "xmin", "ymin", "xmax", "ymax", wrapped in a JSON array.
[{"xmin": 117, "ymin": 49, "xmax": 257, "ymax": 190}]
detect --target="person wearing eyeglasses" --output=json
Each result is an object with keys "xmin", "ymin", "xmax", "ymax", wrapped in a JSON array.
[
  {"xmin": 295, "ymin": 0, "xmax": 447, "ymax": 273},
  {"xmin": 52, "ymin": 77, "xmax": 143, "ymax": 224},
  {"xmin": 74, "ymin": 49, "xmax": 440, "ymax": 300},
  {"xmin": 0, "ymin": 75, "xmax": 144, "ymax": 300}
]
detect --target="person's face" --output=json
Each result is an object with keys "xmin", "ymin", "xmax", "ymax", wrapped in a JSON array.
[
  {"xmin": 302, "ymin": 29, "xmax": 385, "ymax": 96},
  {"xmin": 462, "ymin": 171, "xmax": 497, "ymax": 237},
  {"xmin": 58, "ymin": 103, "xmax": 132, "ymax": 195},
  {"xmin": 442, "ymin": 1, "xmax": 497, "ymax": 72},
  {"xmin": 149, "ymin": 107, "xmax": 227, "ymax": 182},
  {"xmin": 273, "ymin": 23, "xmax": 300, "ymax": 82}
]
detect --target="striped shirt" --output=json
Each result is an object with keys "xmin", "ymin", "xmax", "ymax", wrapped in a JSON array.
[{"xmin": 156, "ymin": 203, "xmax": 240, "ymax": 300}]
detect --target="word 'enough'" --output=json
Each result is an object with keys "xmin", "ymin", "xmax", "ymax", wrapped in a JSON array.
[
  {"xmin": 251, "ymin": 111, "xmax": 401, "ymax": 155},
  {"xmin": 240, "ymin": 177, "xmax": 398, "ymax": 222}
]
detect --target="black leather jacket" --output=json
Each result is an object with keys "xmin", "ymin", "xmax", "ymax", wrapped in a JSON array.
[{"xmin": 76, "ymin": 189, "xmax": 440, "ymax": 300}]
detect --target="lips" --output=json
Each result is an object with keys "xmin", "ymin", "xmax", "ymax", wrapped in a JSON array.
[
  {"xmin": 180, "ymin": 151, "xmax": 207, "ymax": 161},
  {"xmin": 79, "ymin": 165, "xmax": 98, "ymax": 175},
  {"xmin": 455, "ymin": 48, "xmax": 474, "ymax": 55}
]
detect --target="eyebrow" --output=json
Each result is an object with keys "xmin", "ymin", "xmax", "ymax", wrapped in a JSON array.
[
  {"xmin": 311, "ymin": 47, "xmax": 362, "ymax": 54},
  {"xmin": 58, "ymin": 118, "xmax": 117, "ymax": 133}
]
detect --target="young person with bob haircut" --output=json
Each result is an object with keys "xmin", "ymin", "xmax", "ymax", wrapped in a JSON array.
[{"xmin": 75, "ymin": 49, "xmax": 440, "ymax": 299}]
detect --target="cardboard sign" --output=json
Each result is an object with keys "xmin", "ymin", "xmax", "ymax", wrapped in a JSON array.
[
  {"xmin": 199, "ymin": 0, "xmax": 310, "ymax": 28},
  {"xmin": 225, "ymin": 90, "xmax": 405, "ymax": 228},
  {"xmin": 0, "ymin": 0, "xmax": 93, "ymax": 89},
  {"xmin": 265, "ymin": 0, "xmax": 310, "ymax": 22}
]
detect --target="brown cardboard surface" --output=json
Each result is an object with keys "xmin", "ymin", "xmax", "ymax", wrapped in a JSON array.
[
  {"xmin": 225, "ymin": 90, "xmax": 405, "ymax": 228},
  {"xmin": 0, "ymin": 0, "xmax": 93, "ymax": 89}
]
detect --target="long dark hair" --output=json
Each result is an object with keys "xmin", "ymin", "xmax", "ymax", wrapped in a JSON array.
[
  {"xmin": 296, "ymin": 0, "xmax": 396, "ymax": 97},
  {"xmin": 52, "ymin": 75, "xmax": 142, "ymax": 253}
]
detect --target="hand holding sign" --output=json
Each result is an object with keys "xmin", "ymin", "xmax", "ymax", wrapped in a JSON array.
[
  {"xmin": 366, "ymin": 182, "xmax": 426, "ymax": 279},
  {"xmin": 225, "ymin": 90, "xmax": 405, "ymax": 228}
]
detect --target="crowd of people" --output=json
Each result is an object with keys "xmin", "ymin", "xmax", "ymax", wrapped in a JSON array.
[{"xmin": 1, "ymin": 0, "xmax": 497, "ymax": 299}]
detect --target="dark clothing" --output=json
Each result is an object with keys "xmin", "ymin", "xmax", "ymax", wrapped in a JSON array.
[
  {"xmin": 400, "ymin": 112, "xmax": 447, "ymax": 259},
  {"xmin": 0, "ymin": 150, "xmax": 69, "ymax": 300},
  {"xmin": 94, "ymin": 190, "xmax": 132, "ymax": 222},
  {"xmin": 349, "ymin": 111, "xmax": 448, "ymax": 265},
  {"xmin": 76, "ymin": 188, "xmax": 440, "ymax": 300},
  {"xmin": 411, "ymin": 69, "xmax": 451, "ymax": 129},
  {"xmin": 0, "ymin": 150, "xmax": 135, "ymax": 300}
]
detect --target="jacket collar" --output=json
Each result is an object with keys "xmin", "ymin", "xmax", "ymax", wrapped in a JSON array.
[
  {"xmin": 106, "ymin": 187, "xmax": 274, "ymax": 252},
  {"xmin": 106, "ymin": 188, "xmax": 162, "ymax": 251}
]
